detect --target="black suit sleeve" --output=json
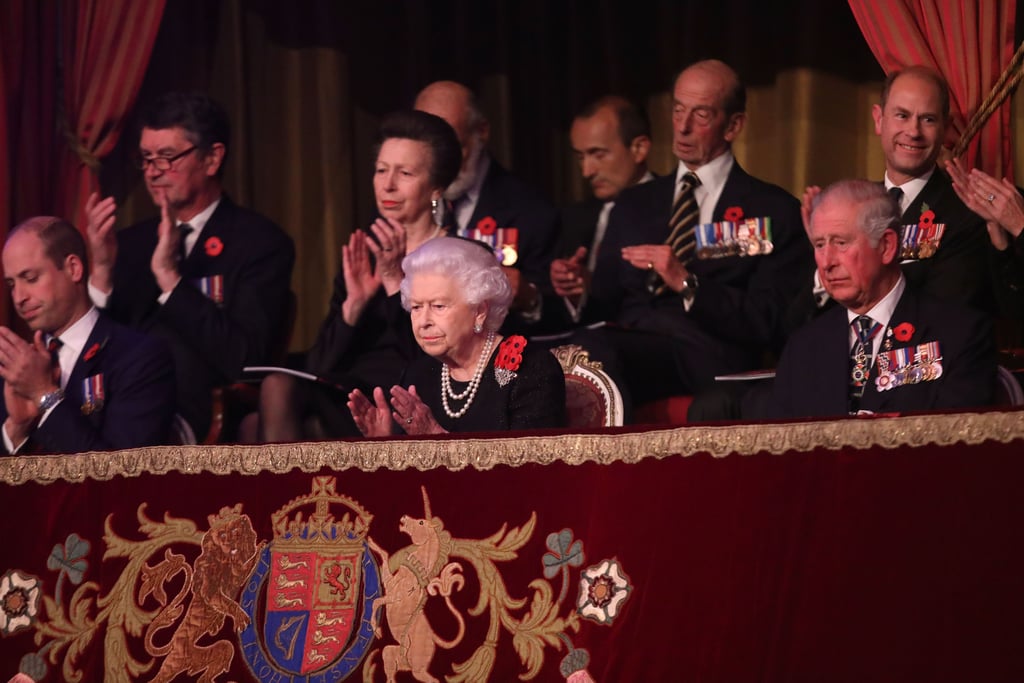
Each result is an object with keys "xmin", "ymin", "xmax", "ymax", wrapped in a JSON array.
[
  {"xmin": 159, "ymin": 224, "xmax": 294, "ymax": 380},
  {"xmin": 30, "ymin": 335, "xmax": 176, "ymax": 452}
]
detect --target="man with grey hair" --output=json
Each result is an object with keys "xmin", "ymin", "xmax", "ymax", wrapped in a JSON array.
[
  {"xmin": 771, "ymin": 179, "xmax": 994, "ymax": 418},
  {"xmin": 414, "ymin": 80, "xmax": 559, "ymax": 332}
]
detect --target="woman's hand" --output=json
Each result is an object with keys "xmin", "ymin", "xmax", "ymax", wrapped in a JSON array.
[
  {"xmin": 366, "ymin": 217, "xmax": 407, "ymax": 295},
  {"xmin": 389, "ymin": 385, "xmax": 446, "ymax": 435},
  {"xmin": 347, "ymin": 387, "xmax": 393, "ymax": 437},
  {"xmin": 946, "ymin": 159, "xmax": 1024, "ymax": 249},
  {"xmin": 341, "ymin": 230, "xmax": 382, "ymax": 325}
]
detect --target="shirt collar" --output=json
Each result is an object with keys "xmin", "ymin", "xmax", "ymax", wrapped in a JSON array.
[
  {"xmin": 463, "ymin": 153, "xmax": 491, "ymax": 206},
  {"xmin": 847, "ymin": 273, "xmax": 906, "ymax": 331},
  {"xmin": 675, "ymin": 150, "xmax": 734, "ymax": 198},
  {"xmin": 884, "ymin": 167, "xmax": 934, "ymax": 213},
  {"xmin": 177, "ymin": 196, "xmax": 221, "ymax": 257},
  {"xmin": 51, "ymin": 306, "xmax": 100, "ymax": 385}
]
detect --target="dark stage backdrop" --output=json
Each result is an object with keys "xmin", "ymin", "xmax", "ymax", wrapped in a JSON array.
[{"xmin": 96, "ymin": 0, "xmax": 905, "ymax": 348}]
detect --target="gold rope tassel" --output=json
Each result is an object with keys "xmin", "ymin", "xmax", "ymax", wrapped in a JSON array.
[{"xmin": 951, "ymin": 38, "xmax": 1024, "ymax": 159}]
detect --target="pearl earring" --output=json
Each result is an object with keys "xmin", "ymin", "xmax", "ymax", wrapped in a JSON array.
[
  {"xmin": 431, "ymin": 197, "xmax": 443, "ymax": 228},
  {"xmin": 474, "ymin": 323, "xmax": 483, "ymax": 334}
]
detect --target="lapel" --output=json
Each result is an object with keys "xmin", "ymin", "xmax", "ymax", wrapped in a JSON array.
[
  {"xmin": 181, "ymin": 196, "xmax": 233, "ymax": 278},
  {"xmin": 901, "ymin": 167, "xmax": 947, "ymax": 223},
  {"xmin": 65, "ymin": 315, "xmax": 113, "ymax": 410},
  {"xmin": 820, "ymin": 305, "xmax": 856, "ymax": 415},
  {"xmin": 467, "ymin": 160, "xmax": 503, "ymax": 231},
  {"xmin": 861, "ymin": 288, "xmax": 921, "ymax": 408},
  {"xmin": 710, "ymin": 161, "xmax": 756, "ymax": 221}
]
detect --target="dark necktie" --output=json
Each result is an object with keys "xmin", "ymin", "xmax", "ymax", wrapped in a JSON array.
[
  {"xmin": 887, "ymin": 186, "xmax": 904, "ymax": 210},
  {"xmin": 47, "ymin": 336, "xmax": 63, "ymax": 386},
  {"xmin": 649, "ymin": 172, "xmax": 701, "ymax": 295},
  {"xmin": 849, "ymin": 315, "xmax": 881, "ymax": 411},
  {"xmin": 177, "ymin": 223, "xmax": 193, "ymax": 266}
]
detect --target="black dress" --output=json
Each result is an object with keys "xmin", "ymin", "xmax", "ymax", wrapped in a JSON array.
[{"xmin": 402, "ymin": 336, "xmax": 567, "ymax": 432}]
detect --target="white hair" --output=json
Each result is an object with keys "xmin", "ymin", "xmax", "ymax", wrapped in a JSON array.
[
  {"xmin": 400, "ymin": 236, "xmax": 513, "ymax": 331},
  {"xmin": 811, "ymin": 178, "xmax": 901, "ymax": 247}
]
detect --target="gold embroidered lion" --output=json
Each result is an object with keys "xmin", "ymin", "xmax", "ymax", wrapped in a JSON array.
[{"xmin": 139, "ymin": 504, "xmax": 263, "ymax": 683}]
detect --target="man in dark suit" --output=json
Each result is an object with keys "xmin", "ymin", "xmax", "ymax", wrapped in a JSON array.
[
  {"xmin": 543, "ymin": 96, "xmax": 654, "ymax": 334},
  {"xmin": 84, "ymin": 93, "xmax": 295, "ymax": 440},
  {"xmin": 0, "ymin": 217, "xmax": 175, "ymax": 453},
  {"xmin": 771, "ymin": 179, "xmax": 994, "ymax": 419},
  {"xmin": 788, "ymin": 66, "xmax": 991, "ymax": 337},
  {"xmin": 581, "ymin": 60, "xmax": 809, "ymax": 401},
  {"xmin": 414, "ymin": 81, "xmax": 558, "ymax": 331}
]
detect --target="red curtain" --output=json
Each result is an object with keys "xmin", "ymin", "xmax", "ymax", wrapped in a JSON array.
[
  {"xmin": 55, "ymin": 0, "xmax": 166, "ymax": 230},
  {"xmin": 848, "ymin": 0, "xmax": 1017, "ymax": 181},
  {"xmin": 0, "ymin": 1, "xmax": 163, "ymax": 327}
]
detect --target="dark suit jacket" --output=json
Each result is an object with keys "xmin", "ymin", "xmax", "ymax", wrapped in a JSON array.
[
  {"xmin": 900, "ymin": 168, "xmax": 991, "ymax": 311},
  {"xmin": 783, "ymin": 169, "xmax": 992, "ymax": 337},
  {"xmin": 104, "ymin": 195, "xmax": 295, "ymax": 436},
  {"xmin": 592, "ymin": 161, "xmax": 809, "ymax": 354},
  {"xmin": 533, "ymin": 199, "xmax": 606, "ymax": 335},
  {"xmin": 460, "ymin": 158, "xmax": 560, "ymax": 293},
  {"xmin": 0, "ymin": 313, "xmax": 177, "ymax": 453},
  {"xmin": 770, "ymin": 285, "xmax": 995, "ymax": 419}
]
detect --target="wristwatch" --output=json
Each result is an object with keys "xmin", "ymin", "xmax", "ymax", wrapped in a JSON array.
[
  {"xmin": 37, "ymin": 389, "xmax": 65, "ymax": 412},
  {"xmin": 679, "ymin": 273, "xmax": 699, "ymax": 301}
]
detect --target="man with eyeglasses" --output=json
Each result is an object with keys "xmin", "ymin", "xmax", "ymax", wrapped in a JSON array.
[
  {"xmin": 84, "ymin": 92, "xmax": 294, "ymax": 441},
  {"xmin": 576, "ymin": 60, "xmax": 809, "ymax": 409}
]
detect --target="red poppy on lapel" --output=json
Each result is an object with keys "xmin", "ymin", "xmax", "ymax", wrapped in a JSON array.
[
  {"xmin": 893, "ymin": 322, "xmax": 915, "ymax": 342},
  {"xmin": 724, "ymin": 206, "xmax": 744, "ymax": 222},
  {"xmin": 83, "ymin": 343, "xmax": 101, "ymax": 361},
  {"xmin": 918, "ymin": 210, "xmax": 935, "ymax": 227},
  {"xmin": 476, "ymin": 216, "xmax": 497, "ymax": 236},
  {"xmin": 205, "ymin": 236, "xmax": 224, "ymax": 257}
]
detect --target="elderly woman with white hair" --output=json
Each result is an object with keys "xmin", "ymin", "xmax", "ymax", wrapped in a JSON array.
[{"xmin": 347, "ymin": 237, "xmax": 566, "ymax": 435}]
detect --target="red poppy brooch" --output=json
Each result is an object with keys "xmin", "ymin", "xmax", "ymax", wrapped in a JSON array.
[
  {"xmin": 892, "ymin": 322, "xmax": 915, "ymax": 342},
  {"xmin": 494, "ymin": 335, "xmax": 526, "ymax": 386},
  {"xmin": 205, "ymin": 236, "xmax": 224, "ymax": 257},
  {"xmin": 83, "ymin": 342, "xmax": 101, "ymax": 361},
  {"xmin": 724, "ymin": 206, "xmax": 744, "ymax": 222},
  {"xmin": 918, "ymin": 210, "xmax": 935, "ymax": 227},
  {"xmin": 476, "ymin": 216, "xmax": 497, "ymax": 236}
]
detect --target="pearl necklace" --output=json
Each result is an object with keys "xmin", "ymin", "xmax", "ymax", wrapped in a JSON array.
[{"xmin": 441, "ymin": 331, "xmax": 495, "ymax": 419}]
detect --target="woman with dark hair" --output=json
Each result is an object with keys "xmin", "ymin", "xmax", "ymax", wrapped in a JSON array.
[
  {"xmin": 347, "ymin": 236, "xmax": 567, "ymax": 434},
  {"xmin": 252, "ymin": 111, "xmax": 462, "ymax": 441}
]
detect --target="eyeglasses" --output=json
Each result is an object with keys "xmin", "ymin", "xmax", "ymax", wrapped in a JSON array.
[{"xmin": 136, "ymin": 146, "xmax": 197, "ymax": 171}]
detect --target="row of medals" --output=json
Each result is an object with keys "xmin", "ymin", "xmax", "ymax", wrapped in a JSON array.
[
  {"xmin": 874, "ymin": 353, "xmax": 943, "ymax": 392},
  {"xmin": 696, "ymin": 238, "xmax": 774, "ymax": 259}
]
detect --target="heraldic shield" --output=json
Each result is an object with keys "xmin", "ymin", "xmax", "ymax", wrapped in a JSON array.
[{"xmin": 239, "ymin": 477, "xmax": 381, "ymax": 680}]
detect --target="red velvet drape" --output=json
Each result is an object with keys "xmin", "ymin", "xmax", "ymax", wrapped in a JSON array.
[
  {"xmin": 0, "ymin": 1, "xmax": 163, "ymax": 326},
  {"xmin": 55, "ymin": 0, "xmax": 166, "ymax": 230},
  {"xmin": 848, "ymin": 0, "xmax": 1017, "ymax": 181}
]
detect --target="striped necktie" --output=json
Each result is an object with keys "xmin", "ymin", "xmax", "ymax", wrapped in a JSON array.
[
  {"xmin": 649, "ymin": 171, "xmax": 701, "ymax": 295},
  {"xmin": 849, "ymin": 314, "xmax": 881, "ymax": 411}
]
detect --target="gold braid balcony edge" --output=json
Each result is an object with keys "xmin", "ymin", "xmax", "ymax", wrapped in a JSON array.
[{"xmin": 2, "ymin": 410, "xmax": 1022, "ymax": 485}]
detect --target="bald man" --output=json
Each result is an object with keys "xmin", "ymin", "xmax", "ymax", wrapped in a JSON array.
[
  {"xmin": 581, "ymin": 60, "xmax": 809, "ymax": 404},
  {"xmin": 414, "ymin": 80, "xmax": 559, "ymax": 333}
]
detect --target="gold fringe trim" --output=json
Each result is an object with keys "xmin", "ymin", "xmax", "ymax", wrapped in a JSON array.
[{"xmin": 3, "ymin": 411, "xmax": 1023, "ymax": 486}]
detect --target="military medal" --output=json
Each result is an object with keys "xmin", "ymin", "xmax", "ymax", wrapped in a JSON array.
[
  {"xmin": 81, "ymin": 373, "xmax": 105, "ymax": 415},
  {"xmin": 193, "ymin": 274, "xmax": 225, "ymax": 304}
]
